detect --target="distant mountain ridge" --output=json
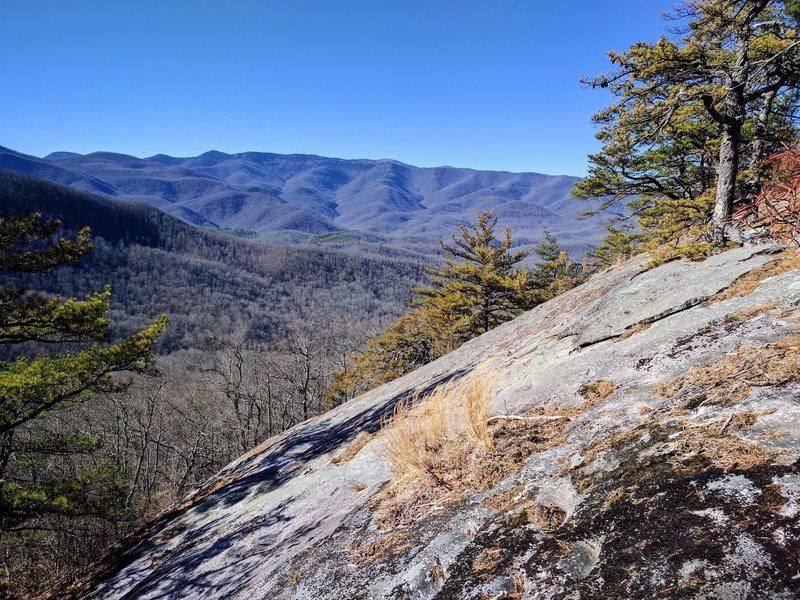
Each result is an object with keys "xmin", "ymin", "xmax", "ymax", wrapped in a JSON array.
[{"xmin": 0, "ymin": 145, "xmax": 614, "ymax": 254}]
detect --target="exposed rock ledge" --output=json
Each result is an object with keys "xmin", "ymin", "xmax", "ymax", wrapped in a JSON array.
[{"xmin": 71, "ymin": 245, "xmax": 800, "ymax": 599}]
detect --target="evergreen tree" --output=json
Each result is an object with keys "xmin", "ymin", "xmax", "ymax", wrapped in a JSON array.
[
  {"xmin": 588, "ymin": 223, "xmax": 641, "ymax": 267},
  {"xmin": 0, "ymin": 214, "xmax": 166, "ymax": 533},
  {"xmin": 326, "ymin": 215, "xmax": 581, "ymax": 405},
  {"xmin": 576, "ymin": 0, "xmax": 800, "ymax": 254},
  {"xmin": 530, "ymin": 229, "xmax": 583, "ymax": 297},
  {"xmin": 413, "ymin": 211, "xmax": 538, "ymax": 341}
]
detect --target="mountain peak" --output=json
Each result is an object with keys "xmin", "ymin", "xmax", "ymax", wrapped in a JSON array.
[{"xmin": 44, "ymin": 151, "xmax": 82, "ymax": 160}]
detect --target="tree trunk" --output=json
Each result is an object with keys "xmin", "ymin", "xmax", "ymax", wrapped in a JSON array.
[
  {"xmin": 746, "ymin": 87, "xmax": 778, "ymax": 194},
  {"xmin": 713, "ymin": 122, "xmax": 742, "ymax": 243},
  {"xmin": 711, "ymin": 33, "xmax": 749, "ymax": 246}
]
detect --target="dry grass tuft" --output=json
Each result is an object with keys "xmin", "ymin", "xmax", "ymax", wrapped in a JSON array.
[
  {"xmin": 472, "ymin": 547, "xmax": 503, "ymax": 573},
  {"xmin": 704, "ymin": 252, "xmax": 800, "ymax": 304},
  {"xmin": 509, "ymin": 572, "xmax": 526, "ymax": 598},
  {"xmin": 578, "ymin": 379, "xmax": 617, "ymax": 407},
  {"xmin": 480, "ymin": 484, "xmax": 526, "ymax": 511},
  {"xmin": 724, "ymin": 408, "xmax": 777, "ymax": 433},
  {"xmin": 725, "ymin": 302, "xmax": 779, "ymax": 322},
  {"xmin": 655, "ymin": 334, "xmax": 800, "ymax": 407},
  {"xmin": 527, "ymin": 503, "xmax": 567, "ymax": 533},
  {"xmin": 602, "ymin": 486, "xmax": 626, "ymax": 511},
  {"xmin": 670, "ymin": 418, "xmax": 777, "ymax": 471},
  {"xmin": 349, "ymin": 530, "xmax": 410, "ymax": 566},
  {"xmin": 372, "ymin": 373, "xmax": 576, "ymax": 529},
  {"xmin": 379, "ymin": 373, "xmax": 494, "ymax": 488},
  {"xmin": 758, "ymin": 429, "xmax": 790, "ymax": 440},
  {"xmin": 570, "ymin": 428, "xmax": 645, "ymax": 475},
  {"xmin": 616, "ymin": 322, "xmax": 652, "ymax": 342},
  {"xmin": 287, "ymin": 567, "xmax": 312, "ymax": 587},
  {"xmin": 464, "ymin": 374, "xmax": 496, "ymax": 452},
  {"xmin": 331, "ymin": 431, "xmax": 375, "ymax": 465}
]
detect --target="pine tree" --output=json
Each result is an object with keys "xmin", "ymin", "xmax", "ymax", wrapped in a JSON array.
[
  {"xmin": 588, "ymin": 223, "xmax": 641, "ymax": 267},
  {"xmin": 414, "ymin": 211, "xmax": 538, "ymax": 341},
  {"xmin": 325, "ymin": 214, "xmax": 581, "ymax": 405},
  {"xmin": 0, "ymin": 214, "xmax": 167, "ymax": 533},
  {"xmin": 576, "ymin": 0, "xmax": 800, "ymax": 252},
  {"xmin": 529, "ymin": 229, "xmax": 583, "ymax": 297}
]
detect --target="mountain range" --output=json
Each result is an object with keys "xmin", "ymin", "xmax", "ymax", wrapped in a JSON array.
[{"xmin": 0, "ymin": 146, "xmax": 614, "ymax": 255}]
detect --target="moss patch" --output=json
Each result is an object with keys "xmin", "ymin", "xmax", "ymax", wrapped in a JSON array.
[{"xmin": 436, "ymin": 422, "xmax": 800, "ymax": 599}]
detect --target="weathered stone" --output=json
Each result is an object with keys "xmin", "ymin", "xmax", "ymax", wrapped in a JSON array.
[{"xmin": 72, "ymin": 246, "xmax": 800, "ymax": 600}]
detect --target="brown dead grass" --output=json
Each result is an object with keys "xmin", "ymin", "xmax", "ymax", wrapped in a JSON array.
[
  {"xmin": 616, "ymin": 322, "xmax": 652, "ymax": 342},
  {"xmin": 349, "ymin": 530, "xmax": 411, "ymax": 566},
  {"xmin": 704, "ymin": 252, "xmax": 800, "ymax": 305},
  {"xmin": 331, "ymin": 431, "xmax": 375, "ymax": 466},
  {"xmin": 473, "ymin": 547, "xmax": 503, "ymax": 573},
  {"xmin": 372, "ymin": 408, "xmax": 570, "ymax": 529},
  {"xmin": 670, "ymin": 418, "xmax": 777, "ymax": 471},
  {"xmin": 725, "ymin": 302, "xmax": 779, "ymax": 323},
  {"xmin": 509, "ymin": 573, "xmax": 526, "ymax": 599},
  {"xmin": 571, "ymin": 428, "xmax": 646, "ymax": 474},
  {"xmin": 602, "ymin": 486, "xmax": 626, "ymax": 511},
  {"xmin": 480, "ymin": 484, "xmax": 526, "ymax": 511},
  {"xmin": 527, "ymin": 503, "xmax": 567, "ymax": 533},
  {"xmin": 379, "ymin": 373, "xmax": 494, "ymax": 488},
  {"xmin": 724, "ymin": 408, "xmax": 777, "ymax": 432},
  {"xmin": 464, "ymin": 375, "xmax": 496, "ymax": 452},
  {"xmin": 287, "ymin": 567, "xmax": 312, "ymax": 587},
  {"xmin": 371, "ymin": 372, "xmax": 589, "ymax": 529},
  {"xmin": 331, "ymin": 431, "xmax": 375, "ymax": 465},
  {"xmin": 578, "ymin": 379, "xmax": 617, "ymax": 408},
  {"xmin": 758, "ymin": 429, "xmax": 790, "ymax": 440},
  {"xmin": 655, "ymin": 334, "xmax": 800, "ymax": 407},
  {"xmin": 370, "ymin": 373, "xmax": 620, "ymax": 531}
]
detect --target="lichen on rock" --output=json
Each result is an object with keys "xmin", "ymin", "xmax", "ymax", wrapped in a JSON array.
[{"xmin": 70, "ymin": 246, "xmax": 800, "ymax": 600}]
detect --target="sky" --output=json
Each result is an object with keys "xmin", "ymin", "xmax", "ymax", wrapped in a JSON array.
[{"xmin": 1, "ymin": 1, "xmax": 677, "ymax": 176}]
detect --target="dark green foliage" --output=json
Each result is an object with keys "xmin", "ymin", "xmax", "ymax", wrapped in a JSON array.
[
  {"xmin": 0, "ymin": 211, "xmax": 166, "ymax": 598},
  {"xmin": 530, "ymin": 228, "xmax": 584, "ymax": 296},
  {"xmin": 414, "ymin": 211, "xmax": 539, "ymax": 341},
  {"xmin": 576, "ymin": 0, "xmax": 800, "ymax": 258}
]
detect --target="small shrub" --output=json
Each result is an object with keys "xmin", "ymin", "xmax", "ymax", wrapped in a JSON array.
[
  {"xmin": 379, "ymin": 372, "xmax": 494, "ymax": 487},
  {"xmin": 735, "ymin": 144, "xmax": 800, "ymax": 249}
]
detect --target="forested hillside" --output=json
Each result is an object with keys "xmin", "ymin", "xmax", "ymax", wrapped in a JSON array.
[
  {"xmin": 0, "ymin": 171, "xmax": 432, "ymax": 596},
  {"xmin": 0, "ymin": 171, "xmax": 425, "ymax": 352}
]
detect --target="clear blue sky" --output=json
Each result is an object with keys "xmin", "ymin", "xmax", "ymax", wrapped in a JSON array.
[{"xmin": 1, "ymin": 1, "xmax": 675, "ymax": 176}]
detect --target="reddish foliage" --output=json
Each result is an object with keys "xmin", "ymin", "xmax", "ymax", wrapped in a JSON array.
[{"xmin": 735, "ymin": 145, "xmax": 800, "ymax": 248}]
